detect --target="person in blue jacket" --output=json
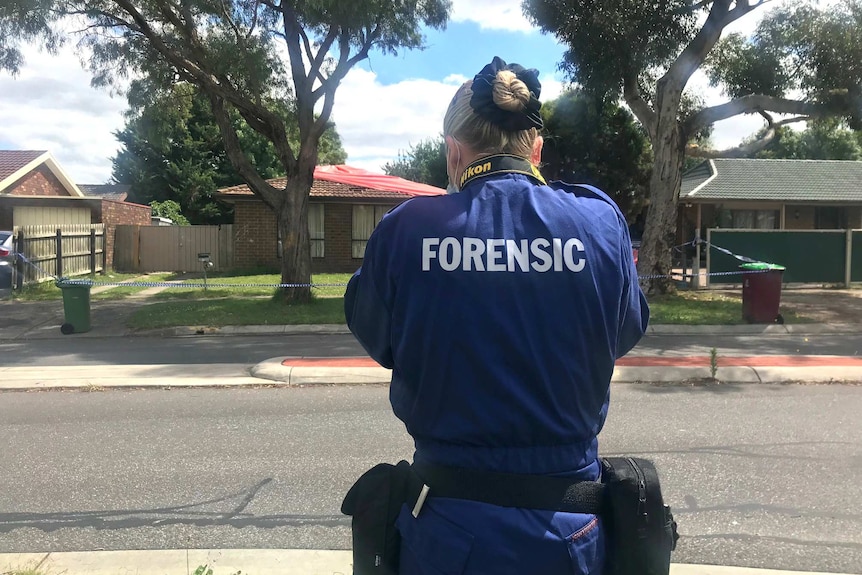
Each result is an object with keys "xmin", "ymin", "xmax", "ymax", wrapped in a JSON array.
[{"xmin": 344, "ymin": 56, "xmax": 649, "ymax": 575}]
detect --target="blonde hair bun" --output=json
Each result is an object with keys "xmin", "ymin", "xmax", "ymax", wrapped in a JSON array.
[{"xmin": 492, "ymin": 70, "xmax": 531, "ymax": 113}]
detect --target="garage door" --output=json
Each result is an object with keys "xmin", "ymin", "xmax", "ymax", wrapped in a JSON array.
[{"xmin": 13, "ymin": 206, "xmax": 91, "ymax": 226}]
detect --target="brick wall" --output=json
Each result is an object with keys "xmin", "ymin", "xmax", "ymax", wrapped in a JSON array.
[
  {"xmin": 233, "ymin": 199, "xmax": 406, "ymax": 274},
  {"xmin": 101, "ymin": 199, "xmax": 151, "ymax": 269},
  {"xmin": 315, "ymin": 203, "xmax": 355, "ymax": 274},
  {"xmin": 7, "ymin": 166, "xmax": 69, "ymax": 196},
  {"xmin": 233, "ymin": 201, "xmax": 279, "ymax": 271},
  {"xmin": 785, "ymin": 205, "xmax": 816, "ymax": 230}
]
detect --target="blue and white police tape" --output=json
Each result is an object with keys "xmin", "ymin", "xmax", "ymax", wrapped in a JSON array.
[{"xmin": 54, "ymin": 278, "xmax": 350, "ymax": 289}]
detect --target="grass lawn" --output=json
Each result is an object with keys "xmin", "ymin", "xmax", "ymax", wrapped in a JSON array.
[
  {"xmin": 127, "ymin": 296, "xmax": 345, "ymax": 330},
  {"xmin": 127, "ymin": 288, "xmax": 810, "ymax": 330},
  {"xmin": 12, "ymin": 271, "xmax": 169, "ymax": 301},
  {"xmin": 151, "ymin": 272, "xmax": 351, "ymax": 299},
  {"xmin": 648, "ymin": 289, "xmax": 808, "ymax": 324},
  {"xmin": 111, "ymin": 267, "xmax": 814, "ymax": 329}
]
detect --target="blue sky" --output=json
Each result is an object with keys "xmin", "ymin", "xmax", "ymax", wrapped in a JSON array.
[
  {"xmin": 0, "ymin": 0, "xmax": 772, "ymax": 185},
  {"xmin": 358, "ymin": 21, "xmax": 567, "ymax": 86}
]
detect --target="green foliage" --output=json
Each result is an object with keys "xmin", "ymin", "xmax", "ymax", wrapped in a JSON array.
[
  {"xmin": 705, "ymin": 33, "xmax": 789, "ymax": 99},
  {"xmin": 523, "ymin": 0, "xmax": 702, "ymax": 96},
  {"xmin": 523, "ymin": 0, "xmax": 862, "ymax": 294},
  {"xmin": 709, "ymin": 347, "xmax": 719, "ymax": 380},
  {"xmin": 383, "ymin": 136, "xmax": 448, "ymax": 188},
  {"xmin": 112, "ymin": 83, "xmax": 346, "ymax": 224},
  {"xmin": 540, "ymin": 90, "xmax": 651, "ymax": 217},
  {"xmin": 704, "ymin": 1, "xmax": 862, "ymax": 129},
  {"xmin": 754, "ymin": 120, "xmax": 862, "ymax": 160},
  {"xmin": 0, "ymin": 0, "xmax": 58, "ymax": 74},
  {"xmin": 1, "ymin": 0, "xmax": 453, "ymax": 299},
  {"xmin": 150, "ymin": 200, "xmax": 190, "ymax": 226}
]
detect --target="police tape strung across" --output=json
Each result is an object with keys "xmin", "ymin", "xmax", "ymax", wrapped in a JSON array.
[{"xmin": 422, "ymin": 237, "xmax": 586, "ymax": 272}]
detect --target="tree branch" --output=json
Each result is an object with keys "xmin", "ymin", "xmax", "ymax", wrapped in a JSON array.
[
  {"xmin": 219, "ymin": 0, "xmax": 243, "ymax": 44},
  {"xmin": 305, "ymin": 25, "xmax": 338, "ymax": 85},
  {"xmin": 686, "ymin": 110, "xmax": 809, "ymax": 158},
  {"xmin": 665, "ymin": 0, "xmax": 771, "ymax": 93},
  {"xmin": 208, "ymin": 93, "xmax": 282, "ymax": 210},
  {"xmin": 110, "ymin": 0, "xmax": 296, "ymax": 171},
  {"xmin": 280, "ymin": 2, "xmax": 313, "ymax": 138},
  {"xmin": 623, "ymin": 70, "xmax": 657, "ymax": 139},
  {"xmin": 685, "ymin": 94, "xmax": 826, "ymax": 133},
  {"xmin": 311, "ymin": 23, "xmax": 378, "ymax": 105}
]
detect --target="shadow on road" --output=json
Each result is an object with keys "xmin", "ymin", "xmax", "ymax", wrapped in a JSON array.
[{"xmin": 0, "ymin": 477, "xmax": 350, "ymax": 533}]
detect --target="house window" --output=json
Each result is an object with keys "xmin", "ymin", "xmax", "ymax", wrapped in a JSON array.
[
  {"xmin": 730, "ymin": 209, "xmax": 778, "ymax": 229},
  {"xmin": 815, "ymin": 207, "xmax": 846, "ymax": 229},
  {"xmin": 309, "ymin": 203, "xmax": 325, "ymax": 258},
  {"xmin": 352, "ymin": 205, "xmax": 390, "ymax": 258}
]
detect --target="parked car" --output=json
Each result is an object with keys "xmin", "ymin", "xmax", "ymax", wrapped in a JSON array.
[{"xmin": 0, "ymin": 231, "xmax": 13, "ymax": 288}]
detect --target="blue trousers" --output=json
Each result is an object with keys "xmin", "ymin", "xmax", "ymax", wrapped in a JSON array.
[{"xmin": 395, "ymin": 497, "xmax": 605, "ymax": 575}]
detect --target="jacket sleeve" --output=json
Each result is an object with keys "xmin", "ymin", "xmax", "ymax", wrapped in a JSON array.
[
  {"xmin": 616, "ymin": 224, "xmax": 649, "ymax": 359},
  {"xmin": 343, "ymin": 230, "xmax": 395, "ymax": 369}
]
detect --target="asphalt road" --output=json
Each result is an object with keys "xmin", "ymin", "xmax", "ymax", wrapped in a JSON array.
[
  {"xmin": 1, "ymin": 384, "xmax": 860, "ymax": 573},
  {"xmin": 2, "ymin": 332, "xmax": 862, "ymax": 367}
]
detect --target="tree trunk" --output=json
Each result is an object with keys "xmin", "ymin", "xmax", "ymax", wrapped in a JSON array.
[
  {"xmin": 638, "ymin": 106, "xmax": 686, "ymax": 295},
  {"xmin": 277, "ymin": 160, "xmax": 314, "ymax": 303}
]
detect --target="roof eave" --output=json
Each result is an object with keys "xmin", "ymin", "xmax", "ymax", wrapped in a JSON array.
[{"xmin": 0, "ymin": 151, "xmax": 84, "ymax": 197}]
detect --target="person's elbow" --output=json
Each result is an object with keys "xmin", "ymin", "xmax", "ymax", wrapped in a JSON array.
[{"xmin": 617, "ymin": 291, "xmax": 649, "ymax": 358}]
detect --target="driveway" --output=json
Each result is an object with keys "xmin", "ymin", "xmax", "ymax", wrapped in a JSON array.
[{"xmin": 0, "ymin": 298, "xmax": 151, "ymax": 340}]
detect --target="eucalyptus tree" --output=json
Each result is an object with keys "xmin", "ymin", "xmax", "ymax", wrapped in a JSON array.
[
  {"xmin": 524, "ymin": 0, "xmax": 862, "ymax": 292},
  {"xmin": 1, "ymin": 0, "xmax": 451, "ymax": 301},
  {"xmin": 112, "ymin": 82, "xmax": 346, "ymax": 225}
]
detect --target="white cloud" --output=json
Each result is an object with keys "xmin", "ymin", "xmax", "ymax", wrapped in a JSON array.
[
  {"xmin": 450, "ymin": 0, "xmax": 535, "ymax": 32},
  {"xmin": 539, "ymin": 74, "xmax": 565, "ymax": 102},
  {"xmin": 330, "ymin": 68, "xmax": 570, "ymax": 174},
  {"xmin": 0, "ymin": 44, "xmax": 126, "ymax": 184},
  {"xmin": 330, "ymin": 68, "xmax": 457, "ymax": 172}
]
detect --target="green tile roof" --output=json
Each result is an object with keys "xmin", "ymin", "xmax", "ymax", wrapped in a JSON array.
[{"xmin": 680, "ymin": 159, "xmax": 862, "ymax": 202}]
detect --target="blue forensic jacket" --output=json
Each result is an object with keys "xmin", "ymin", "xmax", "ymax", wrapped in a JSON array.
[{"xmin": 345, "ymin": 173, "xmax": 649, "ymax": 575}]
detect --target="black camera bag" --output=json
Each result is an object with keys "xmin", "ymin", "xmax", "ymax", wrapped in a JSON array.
[{"xmin": 600, "ymin": 457, "xmax": 679, "ymax": 575}]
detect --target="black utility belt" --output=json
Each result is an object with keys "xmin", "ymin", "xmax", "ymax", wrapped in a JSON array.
[
  {"xmin": 409, "ymin": 460, "xmax": 603, "ymax": 515},
  {"xmin": 342, "ymin": 457, "xmax": 678, "ymax": 575}
]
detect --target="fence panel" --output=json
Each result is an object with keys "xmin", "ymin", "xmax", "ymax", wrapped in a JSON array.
[
  {"xmin": 12, "ymin": 224, "xmax": 105, "ymax": 285},
  {"xmin": 707, "ymin": 229, "xmax": 846, "ymax": 285},
  {"xmin": 117, "ymin": 225, "xmax": 234, "ymax": 273},
  {"xmin": 113, "ymin": 225, "xmax": 141, "ymax": 273},
  {"xmin": 850, "ymin": 231, "xmax": 862, "ymax": 283}
]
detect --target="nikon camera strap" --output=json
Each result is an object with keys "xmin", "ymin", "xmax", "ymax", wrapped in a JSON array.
[{"xmin": 459, "ymin": 154, "xmax": 546, "ymax": 189}]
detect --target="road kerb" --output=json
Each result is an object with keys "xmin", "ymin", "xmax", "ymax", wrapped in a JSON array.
[{"xmin": 0, "ymin": 550, "xmax": 854, "ymax": 575}]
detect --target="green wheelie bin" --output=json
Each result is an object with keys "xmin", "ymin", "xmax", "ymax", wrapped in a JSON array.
[
  {"xmin": 740, "ymin": 262, "xmax": 786, "ymax": 324},
  {"xmin": 56, "ymin": 278, "xmax": 93, "ymax": 334}
]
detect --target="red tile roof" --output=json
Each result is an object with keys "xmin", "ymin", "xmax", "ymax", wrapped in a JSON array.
[{"xmin": 0, "ymin": 150, "xmax": 47, "ymax": 182}]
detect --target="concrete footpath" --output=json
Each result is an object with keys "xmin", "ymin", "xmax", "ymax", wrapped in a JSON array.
[
  {"xmin": 3, "ymin": 353, "xmax": 862, "ymax": 390},
  {"xmin": 0, "ymin": 549, "xmax": 855, "ymax": 575}
]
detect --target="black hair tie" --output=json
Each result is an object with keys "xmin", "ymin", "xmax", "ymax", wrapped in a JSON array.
[{"xmin": 469, "ymin": 56, "xmax": 543, "ymax": 131}]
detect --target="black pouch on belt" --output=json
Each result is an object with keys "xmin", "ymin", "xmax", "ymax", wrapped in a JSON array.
[
  {"xmin": 600, "ymin": 457, "xmax": 679, "ymax": 575},
  {"xmin": 341, "ymin": 460, "xmax": 423, "ymax": 575}
]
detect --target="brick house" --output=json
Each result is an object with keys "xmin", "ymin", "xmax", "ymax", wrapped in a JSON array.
[
  {"xmin": 0, "ymin": 150, "xmax": 151, "ymax": 268},
  {"xmin": 215, "ymin": 165, "xmax": 445, "ymax": 273}
]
